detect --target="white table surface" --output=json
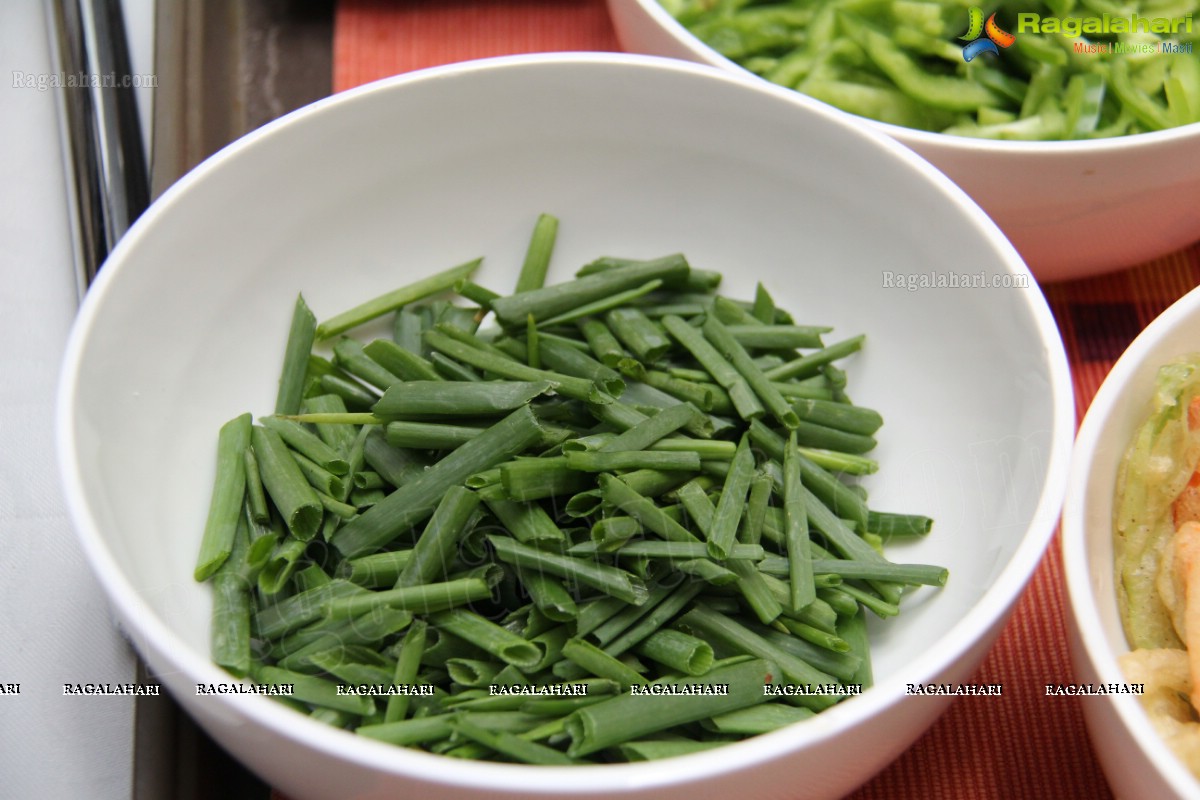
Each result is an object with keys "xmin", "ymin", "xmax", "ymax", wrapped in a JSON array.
[{"xmin": 1, "ymin": 1, "xmax": 154, "ymax": 797}]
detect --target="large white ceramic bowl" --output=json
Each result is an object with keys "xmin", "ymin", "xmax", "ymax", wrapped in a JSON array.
[
  {"xmin": 607, "ymin": 0, "xmax": 1200, "ymax": 283},
  {"xmin": 57, "ymin": 53, "xmax": 1074, "ymax": 800},
  {"xmin": 1063, "ymin": 287, "xmax": 1200, "ymax": 800}
]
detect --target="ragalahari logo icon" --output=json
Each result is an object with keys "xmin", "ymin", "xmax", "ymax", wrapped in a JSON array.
[{"xmin": 960, "ymin": 7, "xmax": 1016, "ymax": 61}]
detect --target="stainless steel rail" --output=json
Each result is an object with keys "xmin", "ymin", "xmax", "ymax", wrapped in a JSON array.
[
  {"xmin": 46, "ymin": 1, "xmax": 332, "ymax": 796},
  {"xmin": 47, "ymin": 0, "xmax": 149, "ymax": 300}
]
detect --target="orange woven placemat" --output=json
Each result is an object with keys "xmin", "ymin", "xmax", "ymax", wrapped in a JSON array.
[{"xmin": 328, "ymin": 2, "xmax": 1200, "ymax": 795}]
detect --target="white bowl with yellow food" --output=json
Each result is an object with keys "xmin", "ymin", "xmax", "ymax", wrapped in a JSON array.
[{"xmin": 1064, "ymin": 287, "xmax": 1200, "ymax": 799}]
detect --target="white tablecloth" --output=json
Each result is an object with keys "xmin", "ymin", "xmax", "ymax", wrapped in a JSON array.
[{"xmin": 0, "ymin": 1, "xmax": 154, "ymax": 797}]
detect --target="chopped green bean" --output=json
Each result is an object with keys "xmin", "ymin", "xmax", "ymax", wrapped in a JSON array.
[
  {"xmin": 338, "ymin": 549, "xmax": 414, "ymax": 588},
  {"xmin": 316, "ymin": 259, "xmax": 481, "ymax": 340},
  {"xmin": 195, "ymin": 413, "xmax": 253, "ymax": 581},
  {"xmin": 374, "ymin": 380, "xmax": 552, "ymax": 419},
  {"xmin": 331, "ymin": 406, "xmax": 546, "ymax": 558},
  {"xmin": 250, "ymin": 425, "xmax": 323, "ymax": 542},
  {"xmin": 492, "ymin": 254, "xmax": 689, "ymax": 328},
  {"xmin": 499, "ymin": 457, "xmax": 591, "ymax": 501},
  {"xmin": 562, "ymin": 638, "xmax": 648, "ymax": 687},
  {"xmin": 395, "ymin": 486, "xmax": 481, "ymax": 588},
  {"xmin": 633, "ymin": 629, "xmax": 713, "ymax": 676},
  {"xmin": 661, "ymin": 314, "xmax": 764, "ymax": 420},
  {"xmin": 564, "ymin": 658, "xmax": 777, "ymax": 757},
  {"xmin": 333, "ymin": 337, "xmax": 402, "ymax": 392},
  {"xmin": 702, "ymin": 316, "xmax": 799, "ymax": 430},
  {"xmin": 363, "ymin": 338, "xmax": 442, "ymax": 382},
  {"xmin": 784, "ymin": 431, "xmax": 815, "ymax": 611},
  {"xmin": 210, "ymin": 523, "xmax": 253, "ymax": 676},
  {"xmin": 765, "ymin": 335, "xmax": 865, "ymax": 381},
  {"xmin": 385, "ymin": 420, "xmax": 484, "ymax": 450},
  {"xmin": 256, "ymin": 539, "xmax": 309, "ymax": 596},
  {"xmin": 488, "ymin": 535, "xmax": 648, "ymax": 606},
  {"xmin": 326, "ymin": 577, "xmax": 493, "ymax": 620},
  {"xmin": 196, "ymin": 221, "xmax": 944, "ymax": 764},
  {"xmin": 515, "ymin": 213, "xmax": 559, "ymax": 293},
  {"xmin": 675, "ymin": 605, "xmax": 841, "ymax": 709},
  {"xmin": 424, "ymin": 329, "xmax": 606, "ymax": 404},
  {"xmin": 275, "ymin": 296, "xmax": 319, "ymax": 417},
  {"xmin": 539, "ymin": 279, "xmax": 665, "ymax": 329},
  {"xmin": 707, "ymin": 435, "xmax": 755, "ymax": 560},
  {"xmin": 565, "ymin": 450, "xmax": 701, "ymax": 473},
  {"xmin": 429, "ymin": 609, "xmax": 543, "ymax": 671}
]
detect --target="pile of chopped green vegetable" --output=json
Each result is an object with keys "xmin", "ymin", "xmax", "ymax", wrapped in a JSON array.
[
  {"xmin": 662, "ymin": 0, "xmax": 1200, "ymax": 139},
  {"xmin": 193, "ymin": 214, "xmax": 944, "ymax": 764}
]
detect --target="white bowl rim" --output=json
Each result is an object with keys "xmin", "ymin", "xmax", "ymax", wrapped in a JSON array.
[
  {"xmin": 1063, "ymin": 285, "xmax": 1200, "ymax": 796},
  {"xmin": 617, "ymin": 0, "xmax": 1200, "ymax": 154},
  {"xmin": 56, "ymin": 50, "xmax": 1076, "ymax": 792}
]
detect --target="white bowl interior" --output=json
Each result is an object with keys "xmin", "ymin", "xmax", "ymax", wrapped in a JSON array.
[
  {"xmin": 58, "ymin": 53, "xmax": 1073, "ymax": 798},
  {"xmin": 1065, "ymin": 287, "xmax": 1200, "ymax": 799}
]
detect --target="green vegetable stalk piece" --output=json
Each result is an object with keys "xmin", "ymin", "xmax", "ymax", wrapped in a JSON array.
[
  {"xmin": 500, "ymin": 457, "xmax": 591, "ymax": 501},
  {"xmin": 514, "ymin": 213, "xmax": 559, "ymax": 293},
  {"xmin": 195, "ymin": 218, "xmax": 947, "ymax": 765},
  {"xmin": 373, "ymin": 380, "xmax": 552, "ymax": 419},
  {"xmin": 385, "ymin": 420, "xmax": 484, "ymax": 450},
  {"xmin": 703, "ymin": 315, "xmax": 800, "ymax": 430},
  {"xmin": 661, "ymin": 313, "xmax": 764, "ymax": 420},
  {"xmin": 539, "ymin": 280, "xmax": 664, "ymax": 328},
  {"xmin": 210, "ymin": 513, "xmax": 256, "ymax": 676},
  {"xmin": 257, "ymin": 665, "xmax": 374, "ymax": 716},
  {"xmin": 784, "ymin": 430, "xmax": 816, "ymax": 611},
  {"xmin": 194, "ymin": 413, "xmax": 252, "ymax": 581},
  {"xmin": 868, "ymin": 510, "xmax": 933, "ymax": 539},
  {"xmin": 564, "ymin": 450, "xmax": 701, "ymax": 473},
  {"xmin": 598, "ymin": 473, "xmax": 700, "ymax": 545},
  {"xmin": 452, "ymin": 714, "xmax": 578, "ymax": 766},
  {"xmin": 428, "ymin": 609, "xmax": 543, "ymax": 671},
  {"xmin": 256, "ymin": 538, "xmax": 311, "ymax": 596},
  {"xmin": 325, "ymin": 577, "xmax": 493, "ymax": 619},
  {"xmin": 561, "ymin": 638, "xmax": 648, "ymax": 687},
  {"xmin": 633, "ymin": 629, "xmax": 714, "ymax": 676},
  {"xmin": 616, "ymin": 740, "xmax": 725, "ymax": 761},
  {"xmin": 675, "ymin": 604, "xmax": 842, "ymax": 710},
  {"xmin": 726, "ymin": 323, "xmax": 827, "ymax": 350},
  {"xmin": 764, "ymin": 335, "xmax": 864, "ymax": 381},
  {"xmin": 487, "ymin": 534, "xmax": 649, "ymax": 606},
  {"xmin": 385, "ymin": 619, "xmax": 428, "ymax": 723},
  {"xmin": 423, "ymin": 329, "xmax": 606, "ymax": 404},
  {"xmin": 339, "ymin": 549, "xmax": 414, "ymax": 588},
  {"xmin": 395, "ymin": 485, "xmax": 481, "ymax": 588},
  {"xmin": 316, "ymin": 259, "xmax": 481, "ymax": 340},
  {"xmin": 330, "ymin": 405, "xmax": 546, "ymax": 558},
  {"xmin": 605, "ymin": 307, "xmax": 672, "ymax": 363},
  {"xmin": 275, "ymin": 295, "xmax": 316, "ymax": 416},
  {"xmin": 489, "ymin": 255, "xmax": 689, "ymax": 327},
  {"xmin": 332, "ymin": 337, "xmax": 401, "ymax": 392},
  {"xmin": 260, "ymin": 415, "xmax": 350, "ymax": 475},
  {"xmin": 564, "ymin": 658, "xmax": 779, "ymax": 757},
  {"xmin": 362, "ymin": 338, "xmax": 442, "ymax": 382},
  {"xmin": 250, "ymin": 425, "xmax": 324, "ymax": 542},
  {"xmin": 707, "ymin": 435, "xmax": 756, "ymax": 560}
]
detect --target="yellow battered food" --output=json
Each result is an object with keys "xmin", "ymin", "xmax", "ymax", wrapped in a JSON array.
[{"xmin": 1115, "ymin": 356, "xmax": 1200, "ymax": 778}]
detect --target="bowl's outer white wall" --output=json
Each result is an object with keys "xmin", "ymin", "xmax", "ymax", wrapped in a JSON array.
[
  {"xmin": 1064, "ymin": 286, "xmax": 1200, "ymax": 799},
  {"xmin": 897, "ymin": 138, "xmax": 1200, "ymax": 281},
  {"xmin": 60, "ymin": 55, "xmax": 1073, "ymax": 799},
  {"xmin": 607, "ymin": 0, "xmax": 1200, "ymax": 282}
]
